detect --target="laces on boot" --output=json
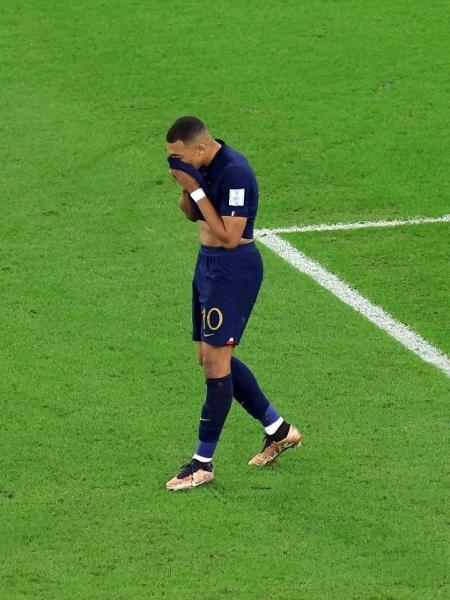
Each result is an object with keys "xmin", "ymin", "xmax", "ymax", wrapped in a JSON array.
[
  {"xmin": 177, "ymin": 459, "xmax": 212, "ymax": 479},
  {"xmin": 260, "ymin": 434, "xmax": 274, "ymax": 452}
]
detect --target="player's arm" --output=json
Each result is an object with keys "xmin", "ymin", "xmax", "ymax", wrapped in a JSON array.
[
  {"xmin": 195, "ymin": 198, "xmax": 246, "ymax": 248},
  {"xmin": 199, "ymin": 164, "xmax": 251, "ymax": 248},
  {"xmin": 179, "ymin": 189, "xmax": 198, "ymax": 222},
  {"xmin": 170, "ymin": 166, "xmax": 250, "ymax": 248}
]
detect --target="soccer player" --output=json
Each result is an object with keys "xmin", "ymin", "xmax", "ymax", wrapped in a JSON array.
[{"xmin": 165, "ymin": 116, "xmax": 302, "ymax": 491}]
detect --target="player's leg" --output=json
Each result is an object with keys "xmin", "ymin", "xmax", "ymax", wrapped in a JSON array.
[
  {"xmin": 231, "ymin": 356, "xmax": 302, "ymax": 465},
  {"xmin": 224, "ymin": 245, "xmax": 302, "ymax": 465},
  {"xmin": 194, "ymin": 340, "xmax": 301, "ymax": 469},
  {"xmin": 197, "ymin": 341, "xmax": 288, "ymax": 438},
  {"xmin": 200, "ymin": 341, "xmax": 234, "ymax": 378},
  {"xmin": 192, "ymin": 341, "xmax": 234, "ymax": 458},
  {"xmin": 197, "ymin": 341, "xmax": 203, "ymax": 366},
  {"xmin": 196, "ymin": 344, "xmax": 302, "ymax": 468},
  {"xmin": 194, "ymin": 245, "xmax": 301, "ymax": 466},
  {"xmin": 166, "ymin": 343, "xmax": 234, "ymax": 491},
  {"xmin": 197, "ymin": 341, "xmax": 281, "ymax": 429},
  {"xmin": 166, "ymin": 251, "xmax": 235, "ymax": 491},
  {"xmin": 166, "ymin": 267, "xmax": 213, "ymax": 491}
]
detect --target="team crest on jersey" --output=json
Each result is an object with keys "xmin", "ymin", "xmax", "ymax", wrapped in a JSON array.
[{"xmin": 229, "ymin": 188, "xmax": 245, "ymax": 206}]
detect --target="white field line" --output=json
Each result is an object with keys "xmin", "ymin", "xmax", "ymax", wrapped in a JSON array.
[
  {"xmin": 255, "ymin": 214, "xmax": 450, "ymax": 236},
  {"xmin": 256, "ymin": 234, "xmax": 450, "ymax": 378}
]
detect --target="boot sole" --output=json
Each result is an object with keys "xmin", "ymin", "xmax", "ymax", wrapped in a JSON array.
[{"xmin": 166, "ymin": 474, "xmax": 215, "ymax": 491}]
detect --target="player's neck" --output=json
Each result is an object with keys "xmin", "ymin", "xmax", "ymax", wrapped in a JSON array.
[{"xmin": 202, "ymin": 140, "xmax": 222, "ymax": 167}]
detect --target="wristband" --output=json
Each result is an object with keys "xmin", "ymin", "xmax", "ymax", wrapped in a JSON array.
[{"xmin": 190, "ymin": 188, "xmax": 206, "ymax": 203}]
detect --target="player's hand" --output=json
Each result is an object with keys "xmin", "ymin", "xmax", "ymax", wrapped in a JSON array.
[{"xmin": 169, "ymin": 169, "xmax": 199, "ymax": 193}]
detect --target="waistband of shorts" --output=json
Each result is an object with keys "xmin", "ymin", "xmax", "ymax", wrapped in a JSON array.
[{"xmin": 199, "ymin": 241, "xmax": 256, "ymax": 256}]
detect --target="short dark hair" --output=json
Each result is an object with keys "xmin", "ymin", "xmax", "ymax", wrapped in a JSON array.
[{"xmin": 166, "ymin": 116, "xmax": 207, "ymax": 143}]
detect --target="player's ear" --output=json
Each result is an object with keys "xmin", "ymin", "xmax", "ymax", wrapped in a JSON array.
[{"xmin": 196, "ymin": 143, "xmax": 206, "ymax": 156}]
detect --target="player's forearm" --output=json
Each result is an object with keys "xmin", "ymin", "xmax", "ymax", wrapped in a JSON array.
[
  {"xmin": 196, "ymin": 197, "xmax": 238, "ymax": 248},
  {"xmin": 179, "ymin": 190, "xmax": 197, "ymax": 222}
]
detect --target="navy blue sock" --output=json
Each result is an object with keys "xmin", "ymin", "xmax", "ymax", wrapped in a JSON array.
[
  {"xmin": 194, "ymin": 373, "xmax": 233, "ymax": 461},
  {"xmin": 231, "ymin": 357, "xmax": 281, "ymax": 427}
]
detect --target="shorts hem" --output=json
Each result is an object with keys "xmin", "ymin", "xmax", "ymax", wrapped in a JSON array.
[{"xmin": 193, "ymin": 336, "xmax": 240, "ymax": 347}]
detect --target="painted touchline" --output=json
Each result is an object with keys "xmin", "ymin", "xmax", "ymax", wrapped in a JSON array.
[
  {"xmin": 254, "ymin": 217, "xmax": 450, "ymax": 378},
  {"xmin": 255, "ymin": 214, "xmax": 450, "ymax": 236}
]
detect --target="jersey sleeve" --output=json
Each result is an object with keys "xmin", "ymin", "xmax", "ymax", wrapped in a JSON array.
[{"xmin": 218, "ymin": 166, "xmax": 252, "ymax": 217}]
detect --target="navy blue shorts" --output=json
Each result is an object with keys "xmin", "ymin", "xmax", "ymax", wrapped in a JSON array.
[{"xmin": 192, "ymin": 242, "xmax": 263, "ymax": 346}]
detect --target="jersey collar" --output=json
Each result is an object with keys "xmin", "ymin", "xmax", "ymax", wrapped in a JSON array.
[{"xmin": 202, "ymin": 139, "xmax": 226, "ymax": 173}]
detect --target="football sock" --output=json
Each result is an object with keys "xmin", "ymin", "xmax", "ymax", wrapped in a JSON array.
[
  {"xmin": 231, "ymin": 357, "xmax": 270, "ymax": 419},
  {"xmin": 263, "ymin": 416, "xmax": 283, "ymax": 435},
  {"xmin": 231, "ymin": 357, "xmax": 284, "ymax": 429},
  {"xmin": 193, "ymin": 373, "xmax": 233, "ymax": 462},
  {"xmin": 269, "ymin": 419, "xmax": 290, "ymax": 441}
]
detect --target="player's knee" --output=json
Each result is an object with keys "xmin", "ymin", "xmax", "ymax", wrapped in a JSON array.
[
  {"xmin": 202, "ymin": 355, "xmax": 230, "ymax": 379},
  {"xmin": 202, "ymin": 355, "xmax": 214, "ymax": 376}
]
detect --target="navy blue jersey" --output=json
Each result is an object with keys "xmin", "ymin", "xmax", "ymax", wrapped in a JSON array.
[{"xmin": 168, "ymin": 139, "xmax": 258, "ymax": 239}]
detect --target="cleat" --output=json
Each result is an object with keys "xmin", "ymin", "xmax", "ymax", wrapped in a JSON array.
[
  {"xmin": 249, "ymin": 424, "xmax": 303, "ymax": 467},
  {"xmin": 166, "ymin": 459, "xmax": 215, "ymax": 491}
]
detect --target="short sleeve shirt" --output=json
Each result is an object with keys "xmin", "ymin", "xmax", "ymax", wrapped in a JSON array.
[{"xmin": 193, "ymin": 140, "xmax": 259, "ymax": 239}]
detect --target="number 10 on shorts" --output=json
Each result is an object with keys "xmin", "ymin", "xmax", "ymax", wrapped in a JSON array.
[{"xmin": 201, "ymin": 307, "xmax": 223, "ymax": 332}]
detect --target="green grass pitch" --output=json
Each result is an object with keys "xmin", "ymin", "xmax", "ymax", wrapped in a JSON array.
[{"xmin": 1, "ymin": 1, "xmax": 449, "ymax": 598}]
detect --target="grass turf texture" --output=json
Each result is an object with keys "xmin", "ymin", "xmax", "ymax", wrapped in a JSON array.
[
  {"xmin": 284, "ymin": 222, "xmax": 450, "ymax": 356},
  {"xmin": 1, "ymin": 0, "xmax": 449, "ymax": 598}
]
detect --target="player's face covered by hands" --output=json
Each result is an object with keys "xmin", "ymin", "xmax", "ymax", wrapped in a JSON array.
[
  {"xmin": 169, "ymin": 168, "xmax": 199, "ymax": 193},
  {"xmin": 166, "ymin": 140, "xmax": 205, "ymax": 169},
  {"xmin": 167, "ymin": 139, "xmax": 207, "ymax": 192}
]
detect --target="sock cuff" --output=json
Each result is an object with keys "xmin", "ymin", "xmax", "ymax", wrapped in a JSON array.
[
  {"xmin": 264, "ymin": 416, "xmax": 284, "ymax": 435},
  {"xmin": 206, "ymin": 373, "xmax": 232, "ymax": 386},
  {"xmin": 192, "ymin": 453, "xmax": 213, "ymax": 463}
]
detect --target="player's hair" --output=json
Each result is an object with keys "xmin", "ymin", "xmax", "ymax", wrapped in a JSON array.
[{"xmin": 166, "ymin": 116, "xmax": 207, "ymax": 143}]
